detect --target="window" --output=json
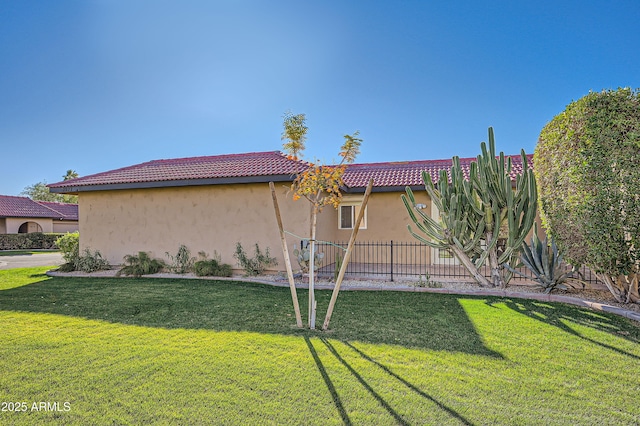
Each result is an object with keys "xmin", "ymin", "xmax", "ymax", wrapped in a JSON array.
[{"xmin": 338, "ymin": 201, "xmax": 367, "ymax": 230}]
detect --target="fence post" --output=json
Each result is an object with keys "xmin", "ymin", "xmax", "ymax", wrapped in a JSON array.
[{"xmin": 390, "ymin": 240, "xmax": 394, "ymax": 282}]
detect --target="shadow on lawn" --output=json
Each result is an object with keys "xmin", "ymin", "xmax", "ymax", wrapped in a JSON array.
[
  {"xmin": 305, "ymin": 337, "xmax": 475, "ymax": 426},
  {"xmin": 489, "ymin": 298, "xmax": 640, "ymax": 360},
  {"xmin": 0, "ymin": 277, "xmax": 504, "ymax": 356}
]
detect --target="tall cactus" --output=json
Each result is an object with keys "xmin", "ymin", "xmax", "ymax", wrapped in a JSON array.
[
  {"xmin": 402, "ymin": 127, "xmax": 537, "ymax": 288},
  {"xmin": 403, "ymin": 158, "xmax": 490, "ymax": 286}
]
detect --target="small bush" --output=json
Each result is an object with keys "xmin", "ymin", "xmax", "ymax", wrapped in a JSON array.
[
  {"xmin": 193, "ymin": 251, "xmax": 232, "ymax": 277},
  {"xmin": 117, "ymin": 252, "xmax": 165, "ymax": 277},
  {"xmin": 75, "ymin": 248, "xmax": 111, "ymax": 273},
  {"xmin": 165, "ymin": 244, "xmax": 196, "ymax": 274},
  {"xmin": 233, "ymin": 242, "xmax": 277, "ymax": 276},
  {"xmin": 56, "ymin": 232, "xmax": 79, "ymax": 269},
  {"xmin": 57, "ymin": 262, "xmax": 77, "ymax": 272},
  {"xmin": 414, "ymin": 273, "xmax": 442, "ymax": 288},
  {"xmin": 194, "ymin": 259, "xmax": 233, "ymax": 277}
]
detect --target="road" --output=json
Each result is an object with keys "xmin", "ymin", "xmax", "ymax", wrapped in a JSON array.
[{"xmin": 0, "ymin": 252, "xmax": 64, "ymax": 270}]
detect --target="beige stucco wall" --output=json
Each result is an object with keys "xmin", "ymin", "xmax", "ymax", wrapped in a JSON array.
[
  {"xmin": 5, "ymin": 218, "xmax": 53, "ymax": 234},
  {"xmin": 53, "ymin": 221, "xmax": 79, "ymax": 234},
  {"xmin": 312, "ymin": 190, "xmax": 433, "ymax": 267},
  {"xmin": 79, "ymin": 183, "xmax": 311, "ymax": 268},
  {"xmin": 78, "ymin": 182, "xmax": 437, "ymax": 272},
  {"xmin": 323, "ymin": 191, "xmax": 431, "ymax": 242}
]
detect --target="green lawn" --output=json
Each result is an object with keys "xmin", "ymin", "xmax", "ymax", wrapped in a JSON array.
[
  {"xmin": 0, "ymin": 267, "xmax": 639, "ymax": 425},
  {"xmin": 0, "ymin": 250, "xmax": 59, "ymax": 256}
]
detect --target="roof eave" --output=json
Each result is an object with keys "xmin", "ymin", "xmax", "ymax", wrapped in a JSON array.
[
  {"xmin": 48, "ymin": 174, "xmax": 298, "ymax": 193},
  {"xmin": 342, "ymin": 185, "xmax": 424, "ymax": 194}
]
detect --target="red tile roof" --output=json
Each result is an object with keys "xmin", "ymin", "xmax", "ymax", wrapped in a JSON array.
[
  {"xmin": 49, "ymin": 151, "xmax": 309, "ymax": 190},
  {"xmin": 38, "ymin": 201, "xmax": 79, "ymax": 221},
  {"xmin": 48, "ymin": 150, "xmax": 533, "ymax": 193},
  {"xmin": 342, "ymin": 154, "xmax": 533, "ymax": 189},
  {"xmin": 0, "ymin": 195, "xmax": 78, "ymax": 220}
]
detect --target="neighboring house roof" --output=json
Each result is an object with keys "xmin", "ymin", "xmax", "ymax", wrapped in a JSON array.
[
  {"xmin": 37, "ymin": 201, "xmax": 80, "ymax": 221},
  {"xmin": 0, "ymin": 195, "xmax": 78, "ymax": 220},
  {"xmin": 48, "ymin": 150, "xmax": 534, "ymax": 194}
]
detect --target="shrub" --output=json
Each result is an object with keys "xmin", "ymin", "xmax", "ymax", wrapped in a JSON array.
[
  {"xmin": 117, "ymin": 252, "xmax": 165, "ymax": 277},
  {"xmin": 75, "ymin": 248, "xmax": 111, "ymax": 273},
  {"xmin": 165, "ymin": 245, "xmax": 196, "ymax": 274},
  {"xmin": 233, "ymin": 242, "xmax": 277, "ymax": 276},
  {"xmin": 0, "ymin": 233, "xmax": 62, "ymax": 250},
  {"xmin": 193, "ymin": 251, "xmax": 233, "ymax": 277},
  {"xmin": 193, "ymin": 259, "xmax": 233, "ymax": 277},
  {"xmin": 54, "ymin": 232, "xmax": 110, "ymax": 273},
  {"xmin": 535, "ymin": 87, "xmax": 640, "ymax": 303},
  {"xmin": 56, "ymin": 232, "xmax": 80, "ymax": 269}
]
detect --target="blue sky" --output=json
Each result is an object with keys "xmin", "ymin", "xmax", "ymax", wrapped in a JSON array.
[{"xmin": 1, "ymin": 1, "xmax": 638, "ymax": 196}]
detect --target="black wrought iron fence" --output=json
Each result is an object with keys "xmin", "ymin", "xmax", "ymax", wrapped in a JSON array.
[{"xmin": 311, "ymin": 240, "xmax": 601, "ymax": 285}]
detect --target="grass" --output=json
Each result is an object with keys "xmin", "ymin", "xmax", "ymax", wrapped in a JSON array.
[
  {"xmin": 0, "ymin": 250, "xmax": 59, "ymax": 256},
  {"xmin": 0, "ymin": 268, "xmax": 639, "ymax": 425}
]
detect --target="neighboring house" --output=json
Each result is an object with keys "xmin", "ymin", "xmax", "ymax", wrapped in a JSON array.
[
  {"xmin": 0, "ymin": 195, "xmax": 79, "ymax": 234},
  {"xmin": 48, "ymin": 151, "xmax": 532, "ymax": 271}
]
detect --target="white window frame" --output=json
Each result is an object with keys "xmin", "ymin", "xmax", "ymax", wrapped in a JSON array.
[{"xmin": 338, "ymin": 198, "xmax": 367, "ymax": 230}]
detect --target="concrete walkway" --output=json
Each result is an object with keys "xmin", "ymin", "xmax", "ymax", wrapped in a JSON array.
[{"xmin": 0, "ymin": 252, "xmax": 63, "ymax": 270}]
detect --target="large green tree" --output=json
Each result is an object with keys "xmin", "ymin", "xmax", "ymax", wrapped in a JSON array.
[
  {"xmin": 21, "ymin": 170, "xmax": 79, "ymax": 203},
  {"xmin": 535, "ymin": 88, "xmax": 640, "ymax": 303}
]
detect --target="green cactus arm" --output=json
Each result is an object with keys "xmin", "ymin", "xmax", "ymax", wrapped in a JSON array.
[
  {"xmin": 406, "ymin": 225, "xmax": 447, "ymax": 248},
  {"xmin": 462, "ymin": 221, "xmax": 486, "ymax": 252},
  {"xmin": 402, "ymin": 192, "xmax": 444, "ymax": 237}
]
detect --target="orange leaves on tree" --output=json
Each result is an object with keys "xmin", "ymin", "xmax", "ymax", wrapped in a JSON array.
[{"xmin": 281, "ymin": 111, "xmax": 362, "ymax": 212}]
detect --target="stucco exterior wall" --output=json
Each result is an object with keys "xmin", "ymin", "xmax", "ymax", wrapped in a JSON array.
[
  {"xmin": 53, "ymin": 221, "xmax": 79, "ymax": 234},
  {"xmin": 307, "ymin": 190, "xmax": 433, "ymax": 267},
  {"xmin": 331, "ymin": 191, "xmax": 431, "ymax": 242},
  {"xmin": 79, "ymin": 183, "xmax": 311, "ymax": 268},
  {"xmin": 5, "ymin": 218, "xmax": 53, "ymax": 234}
]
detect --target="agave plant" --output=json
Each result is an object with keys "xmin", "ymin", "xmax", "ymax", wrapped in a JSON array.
[{"xmin": 507, "ymin": 226, "xmax": 578, "ymax": 293}]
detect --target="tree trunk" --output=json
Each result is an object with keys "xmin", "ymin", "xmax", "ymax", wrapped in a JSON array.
[
  {"xmin": 308, "ymin": 204, "xmax": 318, "ymax": 329},
  {"xmin": 600, "ymin": 273, "xmax": 640, "ymax": 304},
  {"xmin": 449, "ymin": 244, "xmax": 492, "ymax": 287},
  {"xmin": 485, "ymin": 230, "xmax": 504, "ymax": 288},
  {"xmin": 598, "ymin": 273, "xmax": 627, "ymax": 303}
]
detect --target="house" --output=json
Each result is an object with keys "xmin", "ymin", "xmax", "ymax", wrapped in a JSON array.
[
  {"xmin": 0, "ymin": 195, "xmax": 79, "ymax": 234},
  {"xmin": 48, "ymin": 151, "xmax": 532, "ymax": 272}
]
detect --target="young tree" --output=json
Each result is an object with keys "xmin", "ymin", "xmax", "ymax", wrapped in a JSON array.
[
  {"xmin": 535, "ymin": 88, "xmax": 640, "ymax": 303},
  {"xmin": 403, "ymin": 128, "xmax": 537, "ymax": 288},
  {"xmin": 281, "ymin": 112, "xmax": 362, "ymax": 329}
]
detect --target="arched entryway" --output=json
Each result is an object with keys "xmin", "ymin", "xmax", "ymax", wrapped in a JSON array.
[{"xmin": 18, "ymin": 221, "xmax": 43, "ymax": 233}]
